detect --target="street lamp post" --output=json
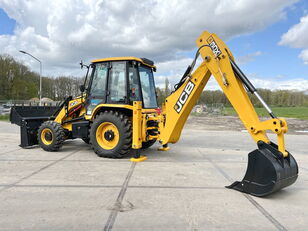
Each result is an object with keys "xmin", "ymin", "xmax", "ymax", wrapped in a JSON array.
[{"xmin": 19, "ymin": 50, "xmax": 42, "ymax": 106}]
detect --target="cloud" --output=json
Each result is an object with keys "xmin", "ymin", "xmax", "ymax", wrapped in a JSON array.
[
  {"xmin": 299, "ymin": 49, "xmax": 308, "ymax": 65},
  {"xmin": 279, "ymin": 14, "xmax": 308, "ymax": 64},
  {"xmin": 279, "ymin": 14, "xmax": 308, "ymax": 48},
  {"xmin": 250, "ymin": 77, "xmax": 308, "ymax": 91},
  {"xmin": 236, "ymin": 51, "xmax": 262, "ymax": 64},
  {"xmin": 155, "ymin": 56, "xmax": 205, "ymax": 89},
  {"xmin": 0, "ymin": 0, "xmax": 298, "ymax": 76}
]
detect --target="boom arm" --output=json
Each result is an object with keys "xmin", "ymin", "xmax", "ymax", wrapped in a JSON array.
[{"xmin": 158, "ymin": 31, "xmax": 288, "ymax": 157}]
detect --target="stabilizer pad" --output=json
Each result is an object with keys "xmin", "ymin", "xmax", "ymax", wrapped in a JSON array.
[
  {"xmin": 158, "ymin": 146, "xmax": 170, "ymax": 151},
  {"xmin": 130, "ymin": 155, "xmax": 148, "ymax": 162}
]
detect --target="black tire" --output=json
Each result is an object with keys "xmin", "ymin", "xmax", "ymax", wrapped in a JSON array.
[
  {"xmin": 90, "ymin": 111, "xmax": 132, "ymax": 158},
  {"xmin": 82, "ymin": 137, "xmax": 90, "ymax": 144},
  {"xmin": 38, "ymin": 121, "xmax": 65, "ymax": 151},
  {"xmin": 142, "ymin": 139, "xmax": 156, "ymax": 149}
]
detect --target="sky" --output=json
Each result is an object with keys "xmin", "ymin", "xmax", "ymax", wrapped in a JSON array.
[{"xmin": 0, "ymin": 0, "xmax": 307, "ymax": 91}]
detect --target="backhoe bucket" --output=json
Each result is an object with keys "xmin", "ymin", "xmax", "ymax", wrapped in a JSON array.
[{"xmin": 227, "ymin": 141, "xmax": 298, "ymax": 197}]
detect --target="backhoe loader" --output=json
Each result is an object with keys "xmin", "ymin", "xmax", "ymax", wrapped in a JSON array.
[{"xmin": 10, "ymin": 31, "xmax": 298, "ymax": 197}]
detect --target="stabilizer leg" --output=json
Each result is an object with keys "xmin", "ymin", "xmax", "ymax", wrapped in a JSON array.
[{"xmin": 130, "ymin": 149, "xmax": 147, "ymax": 162}]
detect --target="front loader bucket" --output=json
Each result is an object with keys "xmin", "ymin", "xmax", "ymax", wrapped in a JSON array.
[
  {"xmin": 227, "ymin": 141, "xmax": 298, "ymax": 197},
  {"xmin": 10, "ymin": 105, "xmax": 60, "ymax": 147}
]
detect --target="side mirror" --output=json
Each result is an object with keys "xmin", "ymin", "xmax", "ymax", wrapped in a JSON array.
[{"xmin": 79, "ymin": 85, "xmax": 85, "ymax": 92}]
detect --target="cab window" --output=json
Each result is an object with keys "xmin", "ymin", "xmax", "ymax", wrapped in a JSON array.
[
  {"xmin": 139, "ymin": 65, "xmax": 158, "ymax": 108},
  {"xmin": 90, "ymin": 63, "xmax": 108, "ymax": 97},
  {"xmin": 109, "ymin": 62, "xmax": 126, "ymax": 103},
  {"xmin": 128, "ymin": 63, "xmax": 141, "ymax": 103}
]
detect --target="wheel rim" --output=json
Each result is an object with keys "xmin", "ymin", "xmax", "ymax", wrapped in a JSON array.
[
  {"xmin": 41, "ymin": 128, "xmax": 53, "ymax": 145},
  {"xmin": 96, "ymin": 122, "xmax": 119, "ymax": 150}
]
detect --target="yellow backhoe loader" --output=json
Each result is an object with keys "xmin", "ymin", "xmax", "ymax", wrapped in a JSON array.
[{"xmin": 10, "ymin": 31, "xmax": 298, "ymax": 197}]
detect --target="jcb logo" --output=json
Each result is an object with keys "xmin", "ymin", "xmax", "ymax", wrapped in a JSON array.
[
  {"xmin": 174, "ymin": 81, "xmax": 195, "ymax": 113},
  {"xmin": 69, "ymin": 100, "xmax": 78, "ymax": 107},
  {"xmin": 207, "ymin": 36, "xmax": 221, "ymax": 57}
]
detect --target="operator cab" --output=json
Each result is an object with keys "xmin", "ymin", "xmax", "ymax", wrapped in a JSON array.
[{"xmin": 84, "ymin": 57, "xmax": 158, "ymax": 114}]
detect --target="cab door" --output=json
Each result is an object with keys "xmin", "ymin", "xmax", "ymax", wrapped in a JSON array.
[
  {"xmin": 106, "ymin": 61, "xmax": 128, "ymax": 104},
  {"xmin": 86, "ymin": 62, "xmax": 109, "ymax": 115}
]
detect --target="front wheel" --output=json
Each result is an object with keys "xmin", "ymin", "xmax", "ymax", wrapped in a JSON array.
[
  {"xmin": 38, "ymin": 121, "xmax": 65, "ymax": 151},
  {"xmin": 90, "ymin": 111, "xmax": 132, "ymax": 158}
]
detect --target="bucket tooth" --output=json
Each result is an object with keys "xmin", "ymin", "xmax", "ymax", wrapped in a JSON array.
[{"xmin": 226, "ymin": 141, "xmax": 298, "ymax": 197}]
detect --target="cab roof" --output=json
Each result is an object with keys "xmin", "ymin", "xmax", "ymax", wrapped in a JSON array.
[{"xmin": 91, "ymin": 57, "xmax": 155, "ymax": 68}]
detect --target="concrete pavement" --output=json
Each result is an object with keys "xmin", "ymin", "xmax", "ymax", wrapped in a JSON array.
[{"xmin": 0, "ymin": 121, "xmax": 307, "ymax": 230}]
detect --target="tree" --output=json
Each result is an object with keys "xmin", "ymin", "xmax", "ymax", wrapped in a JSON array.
[{"xmin": 164, "ymin": 77, "xmax": 170, "ymax": 96}]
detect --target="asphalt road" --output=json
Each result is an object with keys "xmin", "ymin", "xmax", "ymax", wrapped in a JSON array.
[{"xmin": 0, "ymin": 121, "xmax": 307, "ymax": 230}]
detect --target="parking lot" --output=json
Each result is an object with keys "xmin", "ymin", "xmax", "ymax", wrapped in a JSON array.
[{"xmin": 0, "ymin": 120, "xmax": 307, "ymax": 230}]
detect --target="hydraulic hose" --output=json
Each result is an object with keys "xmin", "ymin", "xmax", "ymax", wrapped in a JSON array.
[
  {"xmin": 173, "ymin": 45, "xmax": 210, "ymax": 91},
  {"xmin": 230, "ymin": 59, "xmax": 276, "ymax": 118}
]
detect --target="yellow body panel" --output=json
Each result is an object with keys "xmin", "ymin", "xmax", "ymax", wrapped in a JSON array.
[
  {"xmin": 158, "ymin": 62, "xmax": 211, "ymax": 144},
  {"xmin": 132, "ymin": 101, "xmax": 143, "ymax": 149},
  {"xmin": 84, "ymin": 103, "xmax": 157, "ymax": 120},
  {"xmin": 84, "ymin": 104, "xmax": 134, "ymax": 121},
  {"xmin": 92, "ymin": 56, "xmax": 155, "ymax": 69},
  {"xmin": 54, "ymin": 97, "xmax": 85, "ymax": 131},
  {"xmin": 62, "ymin": 123, "xmax": 72, "ymax": 131}
]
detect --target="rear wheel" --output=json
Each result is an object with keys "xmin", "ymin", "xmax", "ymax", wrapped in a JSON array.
[
  {"xmin": 90, "ymin": 111, "xmax": 132, "ymax": 158},
  {"xmin": 38, "ymin": 121, "xmax": 65, "ymax": 151}
]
